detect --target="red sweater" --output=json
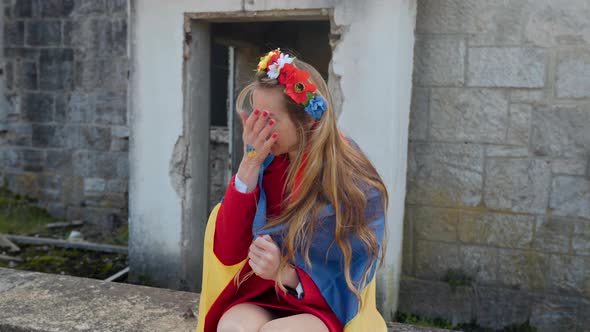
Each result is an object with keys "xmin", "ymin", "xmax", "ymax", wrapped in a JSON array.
[{"xmin": 210, "ymin": 155, "xmax": 343, "ymax": 331}]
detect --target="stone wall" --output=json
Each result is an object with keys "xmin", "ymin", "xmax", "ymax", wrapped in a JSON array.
[
  {"xmin": 402, "ymin": 1, "xmax": 590, "ymax": 331},
  {"xmin": 0, "ymin": 0, "xmax": 129, "ymax": 237}
]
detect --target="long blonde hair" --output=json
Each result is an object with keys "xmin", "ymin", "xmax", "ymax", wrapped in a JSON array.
[{"xmin": 235, "ymin": 57, "xmax": 388, "ymax": 305}]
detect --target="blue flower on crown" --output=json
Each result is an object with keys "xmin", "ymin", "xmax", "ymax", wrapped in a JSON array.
[{"xmin": 304, "ymin": 95, "xmax": 327, "ymax": 119}]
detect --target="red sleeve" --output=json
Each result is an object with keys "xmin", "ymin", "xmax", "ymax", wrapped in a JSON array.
[{"xmin": 213, "ymin": 175, "xmax": 260, "ymax": 265}]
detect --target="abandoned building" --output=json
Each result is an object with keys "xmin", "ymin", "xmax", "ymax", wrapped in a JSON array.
[{"xmin": 0, "ymin": 0, "xmax": 589, "ymax": 331}]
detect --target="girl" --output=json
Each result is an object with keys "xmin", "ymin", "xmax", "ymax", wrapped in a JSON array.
[{"xmin": 197, "ymin": 49, "xmax": 388, "ymax": 332}]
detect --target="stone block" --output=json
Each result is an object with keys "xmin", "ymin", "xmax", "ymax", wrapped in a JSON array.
[
  {"xmin": 107, "ymin": 0, "xmax": 127, "ymax": 16},
  {"xmin": 467, "ymin": 47, "xmax": 546, "ymax": 88},
  {"xmin": 62, "ymin": 176, "xmax": 84, "ymax": 206},
  {"xmin": 530, "ymin": 294, "xmax": 580, "ymax": 332},
  {"xmin": 524, "ymin": 0, "xmax": 590, "ymax": 47},
  {"xmin": 507, "ymin": 103, "xmax": 531, "ymax": 146},
  {"xmin": 430, "ymin": 88, "xmax": 508, "ymax": 144},
  {"xmin": 74, "ymin": 59, "xmax": 127, "ymax": 91},
  {"xmin": 106, "ymin": 179, "xmax": 127, "ymax": 193},
  {"xmin": 84, "ymin": 178, "xmax": 106, "ymax": 193},
  {"xmin": 3, "ymin": 47, "xmax": 40, "ymax": 60},
  {"xmin": 577, "ymin": 299, "xmax": 590, "ymax": 331},
  {"xmin": 26, "ymin": 20, "xmax": 61, "ymax": 46},
  {"xmin": 473, "ymin": 286, "xmax": 533, "ymax": 329},
  {"xmin": 39, "ymin": 48, "xmax": 74, "ymax": 91},
  {"xmin": 1, "ymin": 123, "xmax": 32, "ymax": 146},
  {"xmin": 73, "ymin": 150, "xmax": 119, "ymax": 178},
  {"xmin": 402, "ymin": 206, "xmax": 414, "ymax": 275},
  {"xmin": 409, "ymin": 87, "xmax": 428, "ymax": 141},
  {"xmin": 4, "ymin": 61, "xmax": 14, "ymax": 90},
  {"xmin": 485, "ymin": 146, "xmax": 528, "ymax": 158},
  {"xmin": 46, "ymin": 149, "xmax": 72, "ymax": 173},
  {"xmin": 531, "ymin": 104, "xmax": 590, "ymax": 158},
  {"xmin": 13, "ymin": 0, "xmax": 33, "ymax": 17},
  {"xmin": 69, "ymin": 0, "xmax": 108, "ymax": 17},
  {"xmin": 406, "ymin": 142, "xmax": 484, "ymax": 207},
  {"xmin": 413, "ymin": 36, "xmax": 465, "ymax": 86},
  {"xmin": 533, "ymin": 217, "xmax": 573, "ymax": 254},
  {"xmin": 83, "ymin": 206, "xmax": 124, "ymax": 225},
  {"xmin": 552, "ymin": 159, "xmax": 588, "ymax": 176},
  {"xmin": 497, "ymin": 249, "xmax": 549, "ymax": 290},
  {"xmin": 58, "ymin": 92, "xmax": 95, "ymax": 124},
  {"xmin": 31, "ymin": 124, "xmax": 70, "ymax": 148},
  {"xmin": 79, "ymin": 126, "xmax": 111, "ymax": 151},
  {"xmin": 6, "ymin": 172, "xmax": 42, "ymax": 198},
  {"xmin": 15, "ymin": 61, "xmax": 38, "ymax": 90},
  {"xmin": 21, "ymin": 149, "xmax": 45, "ymax": 172},
  {"xmin": 549, "ymin": 176, "xmax": 590, "ymax": 220},
  {"xmin": 22, "ymin": 92, "xmax": 54, "ymax": 123},
  {"xmin": 398, "ymin": 277, "xmax": 473, "ymax": 325},
  {"xmin": 484, "ymin": 158, "xmax": 551, "ymax": 214},
  {"xmin": 95, "ymin": 92, "xmax": 127, "ymax": 125},
  {"xmin": 84, "ymin": 193, "xmax": 127, "ymax": 210},
  {"xmin": 64, "ymin": 18, "xmax": 127, "ymax": 58},
  {"xmin": 415, "ymin": 240, "xmax": 461, "ymax": 279},
  {"xmin": 573, "ymin": 221, "xmax": 590, "ymax": 256},
  {"xmin": 46, "ymin": 202, "xmax": 66, "ymax": 219},
  {"xmin": 413, "ymin": 206, "xmax": 458, "ymax": 242},
  {"xmin": 110, "ymin": 137, "xmax": 128, "ymax": 152},
  {"xmin": 0, "ymin": 149, "xmax": 20, "ymax": 170},
  {"xmin": 36, "ymin": 0, "xmax": 75, "ymax": 17},
  {"xmin": 459, "ymin": 212, "xmax": 534, "ymax": 249},
  {"xmin": 416, "ymin": 0, "xmax": 527, "ymax": 46},
  {"xmin": 4, "ymin": 20, "xmax": 24, "ymax": 46},
  {"xmin": 116, "ymin": 155, "xmax": 128, "ymax": 178},
  {"xmin": 556, "ymin": 51, "xmax": 590, "ymax": 99},
  {"xmin": 111, "ymin": 126, "xmax": 129, "ymax": 138},
  {"xmin": 459, "ymin": 245, "xmax": 497, "ymax": 283},
  {"xmin": 39, "ymin": 173, "xmax": 63, "ymax": 201},
  {"xmin": 546, "ymin": 254, "xmax": 590, "ymax": 296},
  {"xmin": 510, "ymin": 89, "xmax": 545, "ymax": 103}
]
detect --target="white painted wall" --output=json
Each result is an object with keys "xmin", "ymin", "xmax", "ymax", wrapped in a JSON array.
[
  {"xmin": 131, "ymin": 0, "xmax": 416, "ymax": 317},
  {"xmin": 334, "ymin": 0, "xmax": 417, "ymax": 315},
  {"xmin": 129, "ymin": 0, "xmax": 244, "ymax": 287}
]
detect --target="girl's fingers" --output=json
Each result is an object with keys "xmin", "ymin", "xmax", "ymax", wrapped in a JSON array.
[
  {"xmin": 258, "ymin": 132, "xmax": 279, "ymax": 156},
  {"xmin": 248, "ymin": 259, "xmax": 260, "ymax": 274},
  {"xmin": 238, "ymin": 111, "xmax": 248, "ymax": 128},
  {"xmin": 255, "ymin": 118, "xmax": 275, "ymax": 147},
  {"xmin": 248, "ymin": 249, "xmax": 261, "ymax": 261},
  {"xmin": 251, "ymin": 110, "xmax": 269, "ymax": 137},
  {"xmin": 249, "ymin": 244, "xmax": 265, "ymax": 257},
  {"xmin": 244, "ymin": 109, "xmax": 261, "ymax": 134}
]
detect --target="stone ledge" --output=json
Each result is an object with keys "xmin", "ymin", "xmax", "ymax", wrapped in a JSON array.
[{"xmin": 0, "ymin": 268, "xmax": 449, "ymax": 332}]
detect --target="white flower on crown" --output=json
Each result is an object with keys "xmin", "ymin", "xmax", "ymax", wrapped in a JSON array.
[{"xmin": 266, "ymin": 53, "xmax": 294, "ymax": 79}]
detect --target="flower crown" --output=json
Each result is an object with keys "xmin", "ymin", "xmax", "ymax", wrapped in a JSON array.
[{"xmin": 256, "ymin": 49, "xmax": 327, "ymax": 120}]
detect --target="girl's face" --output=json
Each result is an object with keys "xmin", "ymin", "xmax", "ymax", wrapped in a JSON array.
[{"xmin": 252, "ymin": 87, "xmax": 300, "ymax": 158}]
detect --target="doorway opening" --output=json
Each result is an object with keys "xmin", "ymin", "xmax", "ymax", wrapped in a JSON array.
[{"xmin": 207, "ymin": 20, "xmax": 332, "ymax": 209}]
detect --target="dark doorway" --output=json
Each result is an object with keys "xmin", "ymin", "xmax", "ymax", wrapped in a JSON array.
[{"xmin": 208, "ymin": 20, "xmax": 331, "ymax": 208}]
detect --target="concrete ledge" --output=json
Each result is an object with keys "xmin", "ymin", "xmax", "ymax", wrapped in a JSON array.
[{"xmin": 0, "ymin": 268, "xmax": 449, "ymax": 332}]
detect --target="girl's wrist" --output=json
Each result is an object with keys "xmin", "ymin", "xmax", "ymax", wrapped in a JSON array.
[
  {"xmin": 280, "ymin": 264, "xmax": 300, "ymax": 289},
  {"xmin": 236, "ymin": 159, "xmax": 261, "ymax": 192}
]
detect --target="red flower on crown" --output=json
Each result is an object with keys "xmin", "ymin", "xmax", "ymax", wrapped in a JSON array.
[{"xmin": 279, "ymin": 63, "xmax": 317, "ymax": 104}]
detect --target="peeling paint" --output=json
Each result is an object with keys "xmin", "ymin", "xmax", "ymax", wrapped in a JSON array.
[{"xmin": 169, "ymin": 135, "xmax": 191, "ymax": 200}]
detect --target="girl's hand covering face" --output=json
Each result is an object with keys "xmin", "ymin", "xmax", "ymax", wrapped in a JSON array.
[{"xmin": 239, "ymin": 109, "xmax": 279, "ymax": 164}]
